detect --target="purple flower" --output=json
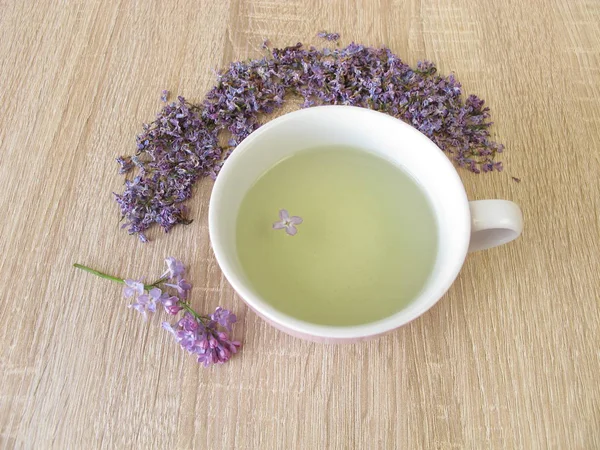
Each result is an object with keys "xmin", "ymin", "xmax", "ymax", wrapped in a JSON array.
[
  {"xmin": 128, "ymin": 287, "xmax": 166, "ymax": 317},
  {"xmin": 123, "ymin": 279, "xmax": 144, "ymax": 298},
  {"xmin": 129, "ymin": 295, "xmax": 152, "ymax": 317},
  {"xmin": 161, "ymin": 295, "xmax": 183, "ymax": 315},
  {"xmin": 273, "ymin": 209, "xmax": 303, "ymax": 236},
  {"xmin": 149, "ymin": 287, "xmax": 170, "ymax": 306},
  {"xmin": 210, "ymin": 307, "xmax": 237, "ymax": 332},
  {"xmin": 317, "ymin": 31, "xmax": 340, "ymax": 42},
  {"xmin": 195, "ymin": 328, "xmax": 241, "ymax": 367},
  {"xmin": 163, "ymin": 311, "xmax": 241, "ymax": 366},
  {"xmin": 161, "ymin": 89, "xmax": 169, "ymax": 102},
  {"xmin": 165, "ymin": 278, "xmax": 192, "ymax": 298},
  {"xmin": 199, "ymin": 330, "xmax": 241, "ymax": 367},
  {"xmin": 179, "ymin": 312, "xmax": 199, "ymax": 332},
  {"xmin": 128, "ymin": 300, "xmax": 147, "ymax": 317},
  {"xmin": 116, "ymin": 156, "xmax": 134, "ymax": 174},
  {"xmin": 161, "ymin": 257, "xmax": 185, "ymax": 280}
]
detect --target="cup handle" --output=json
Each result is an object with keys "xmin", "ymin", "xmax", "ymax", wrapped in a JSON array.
[{"xmin": 468, "ymin": 200, "xmax": 523, "ymax": 252}]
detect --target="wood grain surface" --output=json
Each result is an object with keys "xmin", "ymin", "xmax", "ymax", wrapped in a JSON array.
[{"xmin": 1, "ymin": 0, "xmax": 599, "ymax": 448}]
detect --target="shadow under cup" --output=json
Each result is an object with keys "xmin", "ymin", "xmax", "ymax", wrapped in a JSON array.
[{"xmin": 209, "ymin": 106, "xmax": 471, "ymax": 340}]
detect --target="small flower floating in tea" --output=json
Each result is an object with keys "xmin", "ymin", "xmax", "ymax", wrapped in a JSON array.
[
  {"xmin": 73, "ymin": 258, "xmax": 241, "ymax": 367},
  {"xmin": 115, "ymin": 34, "xmax": 505, "ymax": 241},
  {"xmin": 273, "ymin": 209, "xmax": 303, "ymax": 236}
]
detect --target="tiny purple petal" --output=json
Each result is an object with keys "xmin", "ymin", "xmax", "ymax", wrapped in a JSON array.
[
  {"xmin": 124, "ymin": 279, "xmax": 144, "ymax": 297},
  {"xmin": 165, "ymin": 279, "xmax": 192, "ymax": 298},
  {"xmin": 279, "ymin": 209, "xmax": 289, "ymax": 220},
  {"xmin": 179, "ymin": 313, "xmax": 199, "ymax": 331},
  {"xmin": 162, "ymin": 322, "xmax": 177, "ymax": 335},
  {"xmin": 149, "ymin": 288, "xmax": 162, "ymax": 300},
  {"xmin": 210, "ymin": 307, "xmax": 237, "ymax": 332},
  {"xmin": 128, "ymin": 302, "xmax": 147, "ymax": 319},
  {"xmin": 273, "ymin": 221, "xmax": 286, "ymax": 229},
  {"xmin": 116, "ymin": 156, "xmax": 134, "ymax": 174},
  {"xmin": 165, "ymin": 304, "xmax": 183, "ymax": 315},
  {"xmin": 177, "ymin": 330, "xmax": 197, "ymax": 350},
  {"xmin": 179, "ymin": 279, "xmax": 192, "ymax": 291},
  {"xmin": 162, "ymin": 295, "xmax": 182, "ymax": 315},
  {"xmin": 162, "ymin": 257, "xmax": 185, "ymax": 279},
  {"xmin": 286, "ymin": 225, "xmax": 297, "ymax": 236},
  {"xmin": 290, "ymin": 216, "xmax": 303, "ymax": 225},
  {"xmin": 162, "ymin": 295, "xmax": 179, "ymax": 307}
]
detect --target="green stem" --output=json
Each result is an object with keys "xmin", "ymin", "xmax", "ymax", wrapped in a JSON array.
[
  {"xmin": 180, "ymin": 302, "xmax": 205, "ymax": 323},
  {"xmin": 73, "ymin": 264, "xmax": 125, "ymax": 284},
  {"xmin": 73, "ymin": 263, "xmax": 154, "ymax": 290},
  {"xmin": 148, "ymin": 276, "xmax": 169, "ymax": 287}
]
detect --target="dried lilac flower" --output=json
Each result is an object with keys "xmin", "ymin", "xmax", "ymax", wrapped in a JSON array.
[
  {"xmin": 161, "ymin": 89, "xmax": 169, "ymax": 102},
  {"xmin": 116, "ymin": 156, "xmax": 134, "ymax": 174},
  {"xmin": 317, "ymin": 31, "xmax": 340, "ymax": 42},
  {"xmin": 273, "ymin": 209, "xmax": 303, "ymax": 236},
  {"xmin": 73, "ymin": 258, "xmax": 241, "ymax": 367},
  {"xmin": 115, "ymin": 35, "xmax": 504, "ymax": 241}
]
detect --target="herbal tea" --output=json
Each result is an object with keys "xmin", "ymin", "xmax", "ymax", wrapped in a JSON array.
[{"xmin": 235, "ymin": 147, "xmax": 438, "ymax": 326}]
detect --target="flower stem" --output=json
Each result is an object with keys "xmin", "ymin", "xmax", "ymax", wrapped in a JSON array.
[
  {"xmin": 149, "ymin": 276, "xmax": 169, "ymax": 287},
  {"xmin": 73, "ymin": 264, "xmax": 125, "ymax": 284},
  {"xmin": 180, "ymin": 302, "xmax": 206, "ymax": 324},
  {"xmin": 73, "ymin": 263, "xmax": 154, "ymax": 290}
]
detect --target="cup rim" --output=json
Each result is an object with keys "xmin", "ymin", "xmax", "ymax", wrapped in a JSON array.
[{"xmin": 209, "ymin": 105, "xmax": 470, "ymax": 339}]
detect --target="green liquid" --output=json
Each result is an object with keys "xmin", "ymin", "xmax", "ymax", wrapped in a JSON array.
[{"xmin": 235, "ymin": 146, "xmax": 438, "ymax": 326}]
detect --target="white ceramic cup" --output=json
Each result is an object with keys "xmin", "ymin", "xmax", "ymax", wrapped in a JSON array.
[{"xmin": 209, "ymin": 106, "xmax": 523, "ymax": 342}]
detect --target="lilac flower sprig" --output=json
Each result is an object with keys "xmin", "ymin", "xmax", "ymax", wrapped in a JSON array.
[
  {"xmin": 116, "ymin": 35, "xmax": 504, "ymax": 241},
  {"xmin": 73, "ymin": 258, "xmax": 241, "ymax": 366}
]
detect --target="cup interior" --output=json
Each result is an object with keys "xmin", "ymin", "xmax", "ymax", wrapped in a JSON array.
[{"xmin": 209, "ymin": 106, "xmax": 471, "ymax": 339}]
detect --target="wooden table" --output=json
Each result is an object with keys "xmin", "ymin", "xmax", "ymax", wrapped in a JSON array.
[{"xmin": 1, "ymin": 0, "xmax": 599, "ymax": 448}]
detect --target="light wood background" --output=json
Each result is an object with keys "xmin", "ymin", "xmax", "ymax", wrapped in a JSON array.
[{"xmin": 1, "ymin": 0, "xmax": 599, "ymax": 448}]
